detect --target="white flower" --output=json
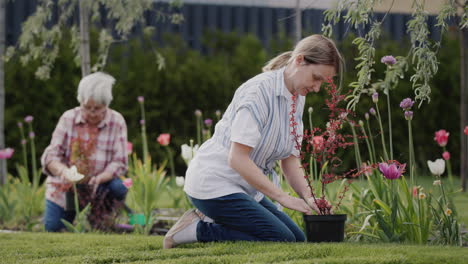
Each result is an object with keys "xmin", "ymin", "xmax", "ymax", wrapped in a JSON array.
[
  {"xmin": 427, "ymin": 159, "xmax": 445, "ymax": 176},
  {"xmin": 64, "ymin": 166, "xmax": 84, "ymax": 183},
  {"xmin": 176, "ymin": 176, "xmax": 185, "ymax": 187},
  {"xmin": 181, "ymin": 143, "xmax": 199, "ymax": 165}
]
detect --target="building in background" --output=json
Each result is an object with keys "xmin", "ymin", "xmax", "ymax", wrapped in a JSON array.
[{"xmin": 6, "ymin": 0, "xmax": 450, "ymax": 50}]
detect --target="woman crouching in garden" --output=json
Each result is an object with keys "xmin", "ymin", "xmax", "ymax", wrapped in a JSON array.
[
  {"xmin": 164, "ymin": 34, "xmax": 344, "ymax": 248},
  {"xmin": 41, "ymin": 72, "xmax": 129, "ymax": 232}
]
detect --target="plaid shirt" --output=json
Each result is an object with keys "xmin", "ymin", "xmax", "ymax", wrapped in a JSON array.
[{"xmin": 41, "ymin": 107, "xmax": 128, "ymax": 208}]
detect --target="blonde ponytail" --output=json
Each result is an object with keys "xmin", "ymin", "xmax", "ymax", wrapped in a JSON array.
[{"xmin": 262, "ymin": 51, "xmax": 293, "ymax": 72}]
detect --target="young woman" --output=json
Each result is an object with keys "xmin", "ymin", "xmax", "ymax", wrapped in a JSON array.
[{"xmin": 164, "ymin": 35, "xmax": 344, "ymax": 248}]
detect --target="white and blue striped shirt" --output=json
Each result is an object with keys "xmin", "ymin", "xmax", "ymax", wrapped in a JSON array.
[{"xmin": 184, "ymin": 67, "xmax": 305, "ymax": 201}]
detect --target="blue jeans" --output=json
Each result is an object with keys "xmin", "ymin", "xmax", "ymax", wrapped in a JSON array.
[
  {"xmin": 190, "ymin": 193, "xmax": 305, "ymax": 242},
  {"xmin": 44, "ymin": 178, "xmax": 128, "ymax": 232}
]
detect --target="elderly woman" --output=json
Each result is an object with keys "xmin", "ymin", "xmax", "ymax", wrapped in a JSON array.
[{"xmin": 41, "ymin": 72, "xmax": 128, "ymax": 232}]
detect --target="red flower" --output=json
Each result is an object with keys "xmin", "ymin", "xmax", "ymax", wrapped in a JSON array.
[
  {"xmin": 312, "ymin": 136, "xmax": 325, "ymax": 151},
  {"xmin": 464, "ymin": 126, "xmax": 468, "ymax": 135},
  {"xmin": 157, "ymin": 133, "xmax": 171, "ymax": 146},
  {"xmin": 442, "ymin": 151, "xmax": 450, "ymax": 161},
  {"xmin": 126, "ymin": 142, "xmax": 133, "ymax": 155},
  {"xmin": 412, "ymin": 186, "xmax": 418, "ymax": 198},
  {"xmin": 434, "ymin": 129, "xmax": 449, "ymax": 147}
]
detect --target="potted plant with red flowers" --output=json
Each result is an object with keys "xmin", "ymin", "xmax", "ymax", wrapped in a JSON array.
[{"xmin": 290, "ymin": 80, "xmax": 369, "ymax": 242}]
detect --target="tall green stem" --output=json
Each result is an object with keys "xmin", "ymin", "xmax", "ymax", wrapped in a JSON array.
[
  {"xmin": 139, "ymin": 102, "xmax": 149, "ymax": 162},
  {"xmin": 27, "ymin": 123, "xmax": 38, "ymax": 188},
  {"xmin": 349, "ymin": 122, "xmax": 362, "ymax": 170},
  {"xmin": 386, "ymin": 92, "xmax": 394, "ymax": 160},
  {"xmin": 366, "ymin": 119, "xmax": 377, "ymax": 163},
  {"xmin": 375, "ymin": 105, "xmax": 389, "ymax": 161},
  {"xmin": 443, "ymin": 146, "xmax": 454, "ymax": 188},
  {"xmin": 360, "ymin": 124, "xmax": 374, "ymax": 164},
  {"xmin": 166, "ymin": 147, "xmax": 175, "ymax": 177},
  {"xmin": 408, "ymin": 120, "xmax": 415, "ymax": 185}
]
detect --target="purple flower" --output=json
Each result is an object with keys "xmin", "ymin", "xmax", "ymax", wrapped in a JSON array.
[
  {"xmin": 369, "ymin": 108, "xmax": 376, "ymax": 116},
  {"xmin": 21, "ymin": 139, "xmax": 27, "ymax": 145},
  {"xmin": 140, "ymin": 119, "xmax": 145, "ymax": 125},
  {"xmin": 365, "ymin": 113, "xmax": 370, "ymax": 120},
  {"xmin": 379, "ymin": 162, "xmax": 406, "ymax": 180},
  {"xmin": 405, "ymin": 111, "xmax": 413, "ymax": 121},
  {"xmin": 381, "ymin": 55, "xmax": 396, "ymax": 66},
  {"xmin": 29, "ymin": 132, "xmax": 35, "ymax": 139},
  {"xmin": 372, "ymin": 92, "xmax": 379, "ymax": 103},
  {"xmin": 204, "ymin": 119, "xmax": 213, "ymax": 127},
  {"xmin": 137, "ymin": 96, "xmax": 144, "ymax": 103},
  {"xmin": 17, "ymin": 122, "xmax": 23, "ymax": 128},
  {"xmin": 399, "ymin": 98, "xmax": 414, "ymax": 110},
  {"xmin": 194, "ymin": 110, "xmax": 202, "ymax": 117},
  {"xmin": 24, "ymin": 116, "xmax": 34, "ymax": 123}
]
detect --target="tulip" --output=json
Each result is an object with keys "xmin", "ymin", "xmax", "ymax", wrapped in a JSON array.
[
  {"xmin": 378, "ymin": 161, "xmax": 406, "ymax": 180},
  {"xmin": 427, "ymin": 159, "xmax": 445, "ymax": 176},
  {"xmin": 381, "ymin": 55, "xmax": 396, "ymax": 65},
  {"xmin": 465, "ymin": 126, "xmax": 468, "ymax": 135},
  {"xmin": 157, "ymin": 133, "xmax": 171, "ymax": 146},
  {"xmin": 434, "ymin": 129, "xmax": 449, "ymax": 147},
  {"xmin": 122, "ymin": 178, "xmax": 133, "ymax": 188},
  {"xmin": 176, "ymin": 176, "xmax": 185, "ymax": 187},
  {"xmin": 0, "ymin": 148, "xmax": 14, "ymax": 159},
  {"xmin": 137, "ymin": 96, "xmax": 144, "ymax": 103},
  {"xmin": 308, "ymin": 107, "xmax": 313, "ymax": 114},
  {"xmin": 126, "ymin": 142, "xmax": 133, "ymax": 155},
  {"xmin": 442, "ymin": 151, "xmax": 450, "ymax": 161},
  {"xmin": 412, "ymin": 186, "xmax": 418, "ymax": 198},
  {"xmin": 181, "ymin": 143, "xmax": 199, "ymax": 165},
  {"xmin": 64, "ymin": 166, "xmax": 84, "ymax": 182}
]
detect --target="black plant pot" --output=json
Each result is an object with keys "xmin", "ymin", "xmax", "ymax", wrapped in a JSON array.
[{"xmin": 303, "ymin": 214, "xmax": 347, "ymax": 242}]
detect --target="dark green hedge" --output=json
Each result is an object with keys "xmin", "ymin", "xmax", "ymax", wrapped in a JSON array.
[{"xmin": 5, "ymin": 29, "xmax": 461, "ymax": 178}]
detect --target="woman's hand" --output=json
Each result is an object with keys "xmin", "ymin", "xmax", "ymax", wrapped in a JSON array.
[
  {"xmin": 277, "ymin": 194, "xmax": 313, "ymax": 214},
  {"xmin": 305, "ymin": 197, "xmax": 332, "ymax": 215}
]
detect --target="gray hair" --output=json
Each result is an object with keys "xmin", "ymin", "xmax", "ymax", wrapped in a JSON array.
[{"xmin": 77, "ymin": 72, "xmax": 115, "ymax": 106}]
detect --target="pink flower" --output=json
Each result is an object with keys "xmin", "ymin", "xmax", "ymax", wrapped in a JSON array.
[
  {"xmin": 21, "ymin": 139, "xmax": 27, "ymax": 145},
  {"xmin": 0, "ymin": 148, "xmax": 14, "ymax": 159},
  {"xmin": 381, "ymin": 55, "xmax": 396, "ymax": 65},
  {"xmin": 24, "ymin": 116, "xmax": 33, "ymax": 123},
  {"xmin": 137, "ymin": 96, "xmax": 144, "ymax": 103},
  {"xmin": 127, "ymin": 142, "xmax": 133, "ymax": 155},
  {"xmin": 372, "ymin": 92, "xmax": 379, "ymax": 103},
  {"xmin": 140, "ymin": 119, "xmax": 145, "ymax": 125},
  {"xmin": 464, "ymin": 126, "xmax": 468, "ymax": 135},
  {"xmin": 122, "ymin": 178, "xmax": 133, "ymax": 188},
  {"xmin": 312, "ymin": 136, "xmax": 324, "ymax": 151},
  {"xmin": 442, "ymin": 151, "xmax": 450, "ymax": 160},
  {"xmin": 29, "ymin": 132, "xmax": 35, "ymax": 139},
  {"xmin": 399, "ymin": 98, "xmax": 414, "ymax": 110},
  {"xmin": 404, "ymin": 111, "xmax": 413, "ymax": 121},
  {"xmin": 434, "ymin": 129, "xmax": 449, "ymax": 147},
  {"xmin": 157, "ymin": 133, "xmax": 171, "ymax": 146},
  {"xmin": 412, "ymin": 186, "xmax": 418, "ymax": 198},
  {"xmin": 17, "ymin": 122, "xmax": 23, "ymax": 128},
  {"xmin": 378, "ymin": 161, "xmax": 406, "ymax": 180},
  {"xmin": 204, "ymin": 119, "xmax": 213, "ymax": 127}
]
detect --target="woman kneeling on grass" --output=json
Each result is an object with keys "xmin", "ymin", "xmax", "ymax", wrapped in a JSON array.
[{"xmin": 164, "ymin": 34, "xmax": 344, "ymax": 248}]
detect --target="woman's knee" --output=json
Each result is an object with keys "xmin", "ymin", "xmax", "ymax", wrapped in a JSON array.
[{"xmin": 108, "ymin": 178, "xmax": 128, "ymax": 200}]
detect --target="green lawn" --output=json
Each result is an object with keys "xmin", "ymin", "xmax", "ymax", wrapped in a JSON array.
[{"xmin": 1, "ymin": 232, "xmax": 468, "ymax": 264}]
